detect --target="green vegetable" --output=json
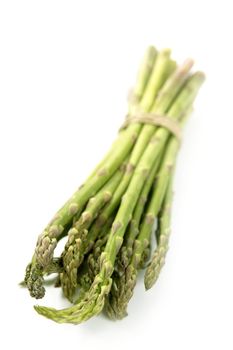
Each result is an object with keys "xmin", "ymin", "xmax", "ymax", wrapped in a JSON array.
[{"xmin": 24, "ymin": 45, "xmax": 205, "ymax": 324}]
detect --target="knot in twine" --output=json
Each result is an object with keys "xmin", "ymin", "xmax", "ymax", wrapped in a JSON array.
[
  {"xmin": 120, "ymin": 90, "xmax": 182, "ymax": 142},
  {"xmin": 120, "ymin": 113, "xmax": 182, "ymax": 141}
]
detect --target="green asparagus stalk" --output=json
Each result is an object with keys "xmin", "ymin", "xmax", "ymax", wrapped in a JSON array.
[
  {"xmin": 129, "ymin": 46, "xmax": 158, "ymax": 112},
  {"xmin": 144, "ymin": 177, "xmax": 173, "ymax": 290},
  {"xmin": 139, "ymin": 49, "xmax": 171, "ymax": 111}
]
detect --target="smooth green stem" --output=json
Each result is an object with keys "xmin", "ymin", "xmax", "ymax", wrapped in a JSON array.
[
  {"xmin": 140, "ymin": 49, "xmax": 171, "ymax": 111},
  {"xmin": 144, "ymin": 177, "xmax": 173, "ymax": 290},
  {"xmin": 129, "ymin": 46, "xmax": 158, "ymax": 113}
]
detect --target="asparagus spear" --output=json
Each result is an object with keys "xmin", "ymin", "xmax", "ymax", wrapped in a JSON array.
[
  {"xmin": 144, "ymin": 177, "xmax": 173, "ymax": 290},
  {"xmin": 129, "ymin": 46, "xmax": 158, "ymax": 112},
  {"xmin": 34, "ymin": 71, "xmax": 205, "ymax": 324}
]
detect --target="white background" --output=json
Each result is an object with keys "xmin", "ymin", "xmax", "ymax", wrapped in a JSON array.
[{"xmin": 0, "ymin": 1, "xmax": 232, "ymax": 349}]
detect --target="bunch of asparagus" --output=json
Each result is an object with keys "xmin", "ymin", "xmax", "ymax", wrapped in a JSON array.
[{"xmin": 24, "ymin": 46, "xmax": 204, "ymax": 324}]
